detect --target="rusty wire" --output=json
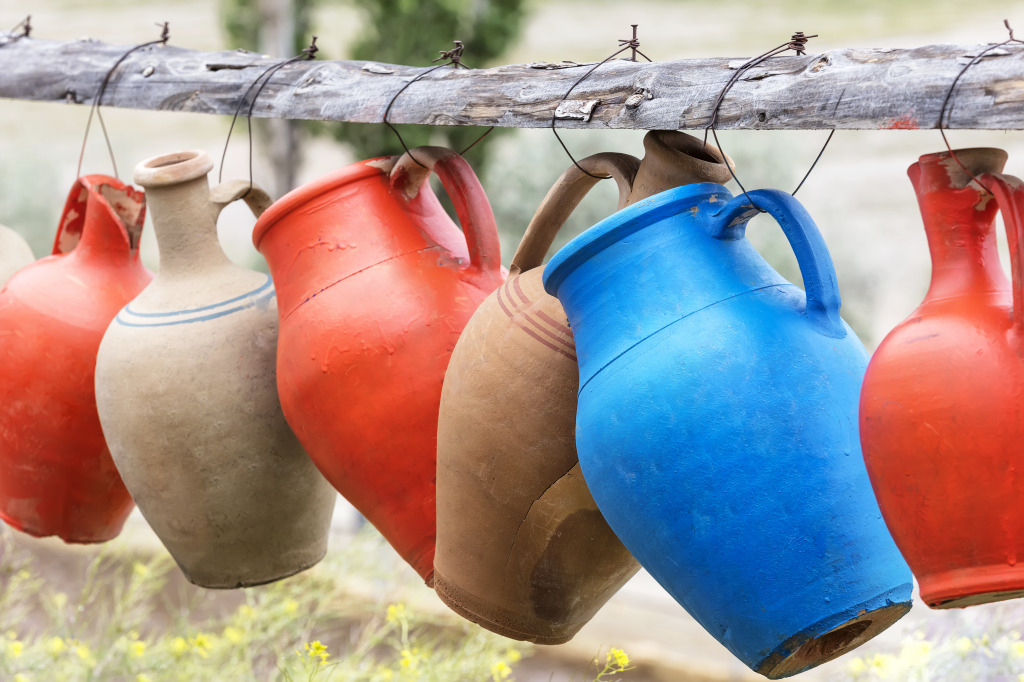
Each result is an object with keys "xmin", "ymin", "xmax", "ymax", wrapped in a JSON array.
[
  {"xmin": 704, "ymin": 31, "xmax": 835, "ymax": 212},
  {"xmin": 938, "ymin": 19, "xmax": 1024, "ymax": 196},
  {"xmin": 551, "ymin": 24, "xmax": 653, "ymax": 179},
  {"xmin": 217, "ymin": 36, "xmax": 319, "ymax": 194},
  {"xmin": 1, "ymin": 15, "xmax": 31, "ymax": 44},
  {"xmin": 76, "ymin": 22, "xmax": 170, "ymax": 179},
  {"xmin": 382, "ymin": 40, "xmax": 494, "ymax": 167}
]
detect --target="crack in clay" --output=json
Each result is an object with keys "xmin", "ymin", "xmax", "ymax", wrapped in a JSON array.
[{"xmin": 502, "ymin": 461, "xmax": 580, "ymax": 585}]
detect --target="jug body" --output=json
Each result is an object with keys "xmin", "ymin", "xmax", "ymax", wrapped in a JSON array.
[
  {"xmin": 0, "ymin": 224, "xmax": 33, "ymax": 286},
  {"xmin": 95, "ymin": 150, "xmax": 336, "ymax": 588},
  {"xmin": 861, "ymin": 148, "xmax": 1024, "ymax": 608},
  {"xmin": 544, "ymin": 184, "xmax": 912, "ymax": 678},
  {"xmin": 253, "ymin": 148, "xmax": 503, "ymax": 582},
  {"xmin": 0, "ymin": 175, "xmax": 149, "ymax": 542}
]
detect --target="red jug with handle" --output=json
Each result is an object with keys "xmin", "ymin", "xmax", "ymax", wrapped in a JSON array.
[
  {"xmin": 861, "ymin": 147, "xmax": 1024, "ymax": 608},
  {"xmin": 0, "ymin": 175, "xmax": 150, "ymax": 542},
  {"xmin": 252, "ymin": 147, "xmax": 503, "ymax": 582}
]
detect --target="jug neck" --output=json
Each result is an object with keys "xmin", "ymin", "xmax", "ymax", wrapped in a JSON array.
[
  {"xmin": 910, "ymin": 149, "xmax": 1009, "ymax": 301},
  {"xmin": 55, "ymin": 176, "xmax": 145, "ymax": 263},
  {"xmin": 134, "ymin": 151, "xmax": 232, "ymax": 277},
  {"xmin": 625, "ymin": 131, "xmax": 734, "ymax": 206}
]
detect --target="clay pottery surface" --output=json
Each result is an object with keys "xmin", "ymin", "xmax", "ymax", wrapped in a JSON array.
[
  {"xmin": 434, "ymin": 131, "xmax": 734, "ymax": 644},
  {"xmin": 0, "ymin": 175, "xmax": 150, "ymax": 542},
  {"xmin": 543, "ymin": 184, "xmax": 913, "ymax": 678},
  {"xmin": 252, "ymin": 147, "xmax": 504, "ymax": 582},
  {"xmin": 0, "ymin": 224, "xmax": 33, "ymax": 286},
  {"xmin": 95, "ymin": 150, "xmax": 336, "ymax": 588},
  {"xmin": 861, "ymin": 148, "xmax": 1024, "ymax": 609}
]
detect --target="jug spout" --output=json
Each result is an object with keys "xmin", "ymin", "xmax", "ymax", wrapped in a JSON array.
[{"xmin": 625, "ymin": 131, "xmax": 734, "ymax": 206}]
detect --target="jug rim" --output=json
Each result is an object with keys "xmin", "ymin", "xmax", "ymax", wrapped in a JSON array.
[
  {"xmin": 252, "ymin": 158, "xmax": 392, "ymax": 251},
  {"xmin": 543, "ymin": 182, "xmax": 732, "ymax": 296}
]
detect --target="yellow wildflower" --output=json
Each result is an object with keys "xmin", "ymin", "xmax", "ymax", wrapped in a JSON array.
[
  {"xmin": 223, "ymin": 626, "xmax": 244, "ymax": 644},
  {"xmin": 6, "ymin": 640, "xmax": 23, "ymax": 658},
  {"xmin": 504, "ymin": 648, "xmax": 522, "ymax": 664},
  {"xmin": 304, "ymin": 640, "xmax": 330, "ymax": 662},
  {"xmin": 284, "ymin": 599, "xmax": 299, "ymax": 615},
  {"xmin": 75, "ymin": 643, "xmax": 97, "ymax": 667},
  {"xmin": 45, "ymin": 637, "xmax": 67, "ymax": 657},
  {"xmin": 847, "ymin": 657, "xmax": 867, "ymax": 675},
  {"xmin": 386, "ymin": 604, "xmax": 406, "ymax": 625},
  {"xmin": 607, "ymin": 647, "xmax": 630, "ymax": 669},
  {"xmin": 491, "ymin": 660, "xmax": 512, "ymax": 680},
  {"xmin": 955, "ymin": 636, "xmax": 974, "ymax": 654},
  {"xmin": 400, "ymin": 647, "xmax": 420, "ymax": 669},
  {"xmin": 868, "ymin": 653, "xmax": 893, "ymax": 677},
  {"xmin": 901, "ymin": 639, "xmax": 931, "ymax": 666},
  {"xmin": 169, "ymin": 636, "xmax": 189, "ymax": 658},
  {"xmin": 190, "ymin": 634, "xmax": 212, "ymax": 658},
  {"xmin": 129, "ymin": 640, "xmax": 146, "ymax": 658},
  {"xmin": 1012, "ymin": 641, "xmax": 1024, "ymax": 658}
]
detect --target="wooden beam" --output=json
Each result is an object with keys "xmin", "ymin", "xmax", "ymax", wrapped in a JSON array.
[{"xmin": 0, "ymin": 35, "xmax": 1022, "ymax": 130}]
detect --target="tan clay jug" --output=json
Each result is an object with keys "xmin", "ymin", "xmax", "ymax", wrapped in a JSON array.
[
  {"xmin": 434, "ymin": 131, "xmax": 735, "ymax": 644},
  {"xmin": 0, "ymin": 224, "xmax": 34, "ymax": 286},
  {"xmin": 95, "ymin": 150, "xmax": 336, "ymax": 588}
]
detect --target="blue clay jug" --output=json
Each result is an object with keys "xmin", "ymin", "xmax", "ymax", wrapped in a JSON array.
[{"xmin": 542, "ymin": 183, "xmax": 912, "ymax": 679}]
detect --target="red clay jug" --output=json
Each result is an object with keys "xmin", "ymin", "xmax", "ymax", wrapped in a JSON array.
[
  {"xmin": 0, "ymin": 175, "xmax": 150, "ymax": 542},
  {"xmin": 252, "ymin": 147, "xmax": 503, "ymax": 582},
  {"xmin": 861, "ymin": 147, "xmax": 1024, "ymax": 608}
]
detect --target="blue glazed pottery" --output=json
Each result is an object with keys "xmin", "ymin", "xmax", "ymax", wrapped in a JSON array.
[{"xmin": 543, "ymin": 183, "xmax": 912, "ymax": 679}]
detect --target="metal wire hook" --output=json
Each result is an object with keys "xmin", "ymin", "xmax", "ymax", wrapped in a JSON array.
[{"xmin": 76, "ymin": 22, "xmax": 170, "ymax": 179}]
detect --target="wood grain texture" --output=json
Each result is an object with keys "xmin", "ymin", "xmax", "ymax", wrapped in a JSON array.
[{"xmin": 0, "ymin": 36, "xmax": 1022, "ymax": 129}]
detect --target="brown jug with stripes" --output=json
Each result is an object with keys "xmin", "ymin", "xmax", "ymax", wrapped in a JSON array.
[{"xmin": 434, "ymin": 131, "xmax": 734, "ymax": 643}]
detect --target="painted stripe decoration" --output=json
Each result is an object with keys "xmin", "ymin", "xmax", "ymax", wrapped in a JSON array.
[
  {"xmin": 495, "ymin": 276, "xmax": 577, "ymax": 361},
  {"xmin": 115, "ymin": 275, "xmax": 275, "ymax": 327}
]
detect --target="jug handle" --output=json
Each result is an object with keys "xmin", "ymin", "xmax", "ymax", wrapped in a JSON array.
[
  {"xmin": 210, "ymin": 180, "xmax": 273, "ymax": 219},
  {"xmin": 510, "ymin": 153, "xmax": 640, "ymax": 276},
  {"xmin": 711, "ymin": 189, "xmax": 846, "ymax": 338},
  {"xmin": 390, "ymin": 147, "xmax": 501, "ymax": 280},
  {"xmin": 979, "ymin": 173, "xmax": 1024, "ymax": 335}
]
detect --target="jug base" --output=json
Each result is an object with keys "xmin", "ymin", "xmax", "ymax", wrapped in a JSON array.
[
  {"xmin": 756, "ymin": 600, "xmax": 911, "ymax": 679},
  {"xmin": 920, "ymin": 564, "xmax": 1024, "ymax": 609},
  {"xmin": 0, "ymin": 510, "xmax": 123, "ymax": 544},
  {"xmin": 433, "ymin": 569, "xmax": 580, "ymax": 645},
  {"xmin": 177, "ymin": 546, "xmax": 329, "ymax": 590}
]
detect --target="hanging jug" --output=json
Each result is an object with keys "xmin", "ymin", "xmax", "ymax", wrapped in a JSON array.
[
  {"xmin": 95, "ymin": 150, "xmax": 337, "ymax": 588},
  {"xmin": 252, "ymin": 147, "xmax": 504, "ymax": 582},
  {"xmin": 434, "ymin": 131, "xmax": 735, "ymax": 644},
  {"xmin": 0, "ymin": 224, "xmax": 33, "ymax": 286},
  {"xmin": 543, "ymin": 183, "xmax": 913, "ymax": 678},
  {"xmin": 861, "ymin": 148, "xmax": 1024, "ymax": 609},
  {"xmin": 0, "ymin": 175, "xmax": 149, "ymax": 542}
]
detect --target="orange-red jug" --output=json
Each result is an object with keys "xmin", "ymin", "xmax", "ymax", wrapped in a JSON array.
[
  {"xmin": 0, "ymin": 175, "xmax": 150, "ymax": 542},
  {"xmin": 252, "ymin": 147, "xmax": 503, "ymax": 581},
  {"xmin": 861, "ymin": 148, "xmax": 1024, "ymax": 608}
]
